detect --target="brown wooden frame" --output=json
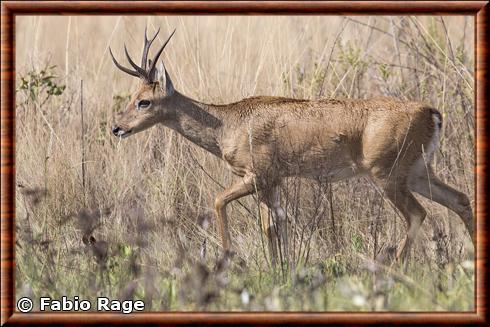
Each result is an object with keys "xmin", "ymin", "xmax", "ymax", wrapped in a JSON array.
[{"xmin": 1, "ymin": 1, "xmax": 488, "ymax": 325}]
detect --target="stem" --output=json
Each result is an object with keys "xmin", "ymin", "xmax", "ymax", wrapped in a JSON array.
[{"xmin": 80, "ymin": 79, "xmax": 86, "ymax": 206}]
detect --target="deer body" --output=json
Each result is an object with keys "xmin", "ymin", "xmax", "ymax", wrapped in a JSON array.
[{"xmin": 110, "ymin": 29, "xmax": 474, "ymax": 264}]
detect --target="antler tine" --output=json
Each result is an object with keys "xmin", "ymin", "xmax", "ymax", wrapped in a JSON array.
[
  {"xmin": 147, "ymin": 29, "xmax": 176, "ymax": 81},
  {"xmin": 124, "ymin": 44, "xmax": 148, "ymax": 79},
  {"xmin": 109, "ymin": 47, "xmax": 140, "ymax": 78},
  {"xmin": 141, "ymin": 27, "xmax": 160, "ymax": 70}
]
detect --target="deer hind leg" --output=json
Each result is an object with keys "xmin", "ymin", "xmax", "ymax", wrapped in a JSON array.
[
  {"xmin": 214, "ymin": 173, "xmax": 256, "ymax": 253},
  {"xmin": 372, "ymin": 169, "xmax": 427, "ymax": 263},
  {"xmin": 393, "ymin": 190, "xmax": 427, "ymax": 263},
  {"xmin": 259, "ymin": 187, "xmax": 287, "ymax": 268},
  {"xmin": 408, "ymin": 165, "xmax": 474, "ymax": 246}
]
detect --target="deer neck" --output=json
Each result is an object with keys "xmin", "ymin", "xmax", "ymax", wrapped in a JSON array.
[{"xmin": 163, "ymin": 92, "xmax": 223, "ymax": 157}]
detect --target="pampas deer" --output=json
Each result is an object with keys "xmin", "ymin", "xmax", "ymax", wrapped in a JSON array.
[{"xmin": 109, "ymin": 28, "xmax": 474, "ymax": 265}]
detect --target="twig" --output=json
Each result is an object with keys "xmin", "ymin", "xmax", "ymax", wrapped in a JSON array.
[
  {"xmin": 80, "ymin": 79, "xmax": 86, "ymax": 205},
  {"xmin": 318, "ymin": 18, "xmax": 348, "ymax": 97}
]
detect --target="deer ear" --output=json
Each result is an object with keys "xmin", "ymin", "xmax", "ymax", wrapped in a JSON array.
[{"xmin": 157, "ymin": 61, "xmax": 174, "ymax": 95}]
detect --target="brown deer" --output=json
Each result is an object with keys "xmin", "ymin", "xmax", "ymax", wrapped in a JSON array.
[{"xmin": 109, "ymin": 28, "xmax": 474, "ymax": 264}]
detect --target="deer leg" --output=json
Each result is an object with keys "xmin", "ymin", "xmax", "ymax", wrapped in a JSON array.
[
  {"xmin": 409, "ymin": 166, "xmax": 474, "ymax": 246},
  {"xmin": 259, "ymin": 187, "xmax": 287, "ymax": 268},
  {"xmin": 259, "ymin": 201, "xmax": 278, "ymax": 267},
  {"xmin": 392, "ymin": 189, "xmax": 426, "ymax": 263},
  {"xmin": 214, "ymin": 174, "xmax": 256, "ymax": 252},
  {"xmin": 271, "ymin": 188, "xmax": 288, "ymax": 266},
  {"xmin": 373, "ymin": 174, "xmax": 427, "ymax": 263}
]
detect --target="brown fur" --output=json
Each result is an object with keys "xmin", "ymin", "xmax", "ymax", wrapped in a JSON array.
[{"xmin": 113, "ymin": 76, "xmax": 474, "ymax": 265}]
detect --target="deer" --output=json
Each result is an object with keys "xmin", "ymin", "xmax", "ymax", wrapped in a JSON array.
[{"xmin": 109, "ymin": 28, "xmax": 474, "ymax": 266}]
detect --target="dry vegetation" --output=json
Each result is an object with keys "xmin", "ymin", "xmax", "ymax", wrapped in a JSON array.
[{"xmin": 15, "ymin": 16, "xmax": 474, "ymax": 311}]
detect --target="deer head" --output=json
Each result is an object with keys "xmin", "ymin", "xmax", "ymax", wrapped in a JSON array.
[{"xmin": 110, "ymin": 28, "xmax": 176, "ymax": 138}]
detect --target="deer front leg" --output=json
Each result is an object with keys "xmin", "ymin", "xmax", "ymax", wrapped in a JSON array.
[
  {"xmin": 259, "ymin": 187, "xmax": 287, "ymax": 268},
  {"xmin": 259, "ymin": 201, "xmax": 279, "ymax": 267},
  {"xmin": 214, "ymin": 173, "xmax": 256, "ymax": 252}
]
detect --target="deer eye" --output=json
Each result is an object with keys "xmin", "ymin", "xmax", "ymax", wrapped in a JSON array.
[{"xmin": 137, "ymin": 99, "xmax": 151, "ymax": 110}]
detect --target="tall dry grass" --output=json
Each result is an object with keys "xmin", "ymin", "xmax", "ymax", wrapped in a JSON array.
[{"xmin": 15, "ymin": 16, "xmax": 474, "ymax": 311}]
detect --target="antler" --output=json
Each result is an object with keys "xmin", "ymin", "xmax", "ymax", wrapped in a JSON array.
[
  {"xmin": 147, "ymin": 29, "xmax": 176, "ymax": 81},
  {"xmin": 141, "ymin": 26, "xmax": 160, "ymax": 70},
  {"xmin": 109, "ymin": 28, "xmax": 176, "ymax": 83}
]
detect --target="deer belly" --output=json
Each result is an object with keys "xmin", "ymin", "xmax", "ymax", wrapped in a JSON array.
[{"xmin": 278, "ymin": 143, "xmax": 357, "ymax": 180}]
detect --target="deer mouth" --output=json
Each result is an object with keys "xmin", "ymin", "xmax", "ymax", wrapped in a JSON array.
[{"xmin": 112, "ymin": 126, "xmax": 132, "ymax": 139}]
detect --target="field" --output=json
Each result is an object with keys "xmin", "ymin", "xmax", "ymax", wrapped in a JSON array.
[{"xmin": 15, "ymin": 16, "xmax": 475, "ymax": 311}]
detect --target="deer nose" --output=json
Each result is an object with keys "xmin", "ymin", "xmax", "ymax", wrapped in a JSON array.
[{"xmin": 112, "ymin": 126, "xmax": 121, "ymax": 136}]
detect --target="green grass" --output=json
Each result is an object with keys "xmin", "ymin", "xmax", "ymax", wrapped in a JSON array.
[{"xmin": 16, "ymin": 238, "xmax": 474, "ymax": 311}]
